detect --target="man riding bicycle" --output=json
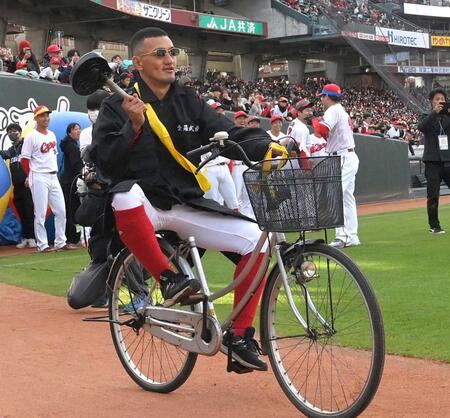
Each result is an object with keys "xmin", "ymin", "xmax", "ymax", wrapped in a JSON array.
[{"xmin": 91, "ymin": 27, "xmax": 285, "ymax": 371}]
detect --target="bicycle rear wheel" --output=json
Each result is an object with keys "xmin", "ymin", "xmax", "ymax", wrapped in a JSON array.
[
  {"xmin": 261, "ymin": 243, "xmax": 384, "ymax": 418},
  {"xmin": 108, "ymin": 241, "xmax": 198, "ymax": 393}
]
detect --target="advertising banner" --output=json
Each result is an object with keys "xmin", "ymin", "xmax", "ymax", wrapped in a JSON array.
[
  {"xmin": 342, "ymin": 30, "xmax": 388, "ymax": 43},
  {"xmin": 431, "ymin": 36, "xmax": 450, "ymax": 48},
  {"xmin": 398, "ymin": 66, "xmax": 450, "ymax": 74},
  {"xmin": 375, "ymin": 27, "xmax": 430, "ymax": 49},
  {"xmin": 198, "ymin": 15, "xmax": 264, "ymax": 36},
  {"xmin": 404, "ymin": 3, "xmax": 450, "ymax": 18},
  {"xmin": 116, "ymin": 0, "xmax": 171, "ymax": 22}
]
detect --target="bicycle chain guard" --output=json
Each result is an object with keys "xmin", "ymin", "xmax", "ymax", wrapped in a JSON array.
[{"xmin": 142, "ymin": 305, "xmax": 222, "ymax": 356}]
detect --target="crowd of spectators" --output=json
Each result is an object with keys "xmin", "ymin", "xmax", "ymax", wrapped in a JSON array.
[
  {"xmin": 281, "ymin": 0, "xmax": 416, "ymax": 30},
  {"xmin": 0, "ymin": 39, "xmax": 427, "ymax": 147},
  {"xmin": 280, "ymin": 0, "xmax": 320, "ymax": 19},
  {"xmin": 188, "ymin": 74, "xmax": 422, "ymax": 147},
  {"xmin": 0, "ymin": 40, "xmax": 82, "ymax": 83}
]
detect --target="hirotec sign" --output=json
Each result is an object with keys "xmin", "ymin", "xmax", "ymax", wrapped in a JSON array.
[
  {"xmin": 432, "ymin": 36, "xmax": 450, "ymax": 48},
  {"xmin": 198, "ymin": 15, "xmax": 265, "ymax": 36},
  {"xmin": 376, "ymin": 27, "xmax": 430, "ymax": 49}
]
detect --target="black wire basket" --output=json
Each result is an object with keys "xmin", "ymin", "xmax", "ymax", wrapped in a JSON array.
[{"xmin": 243, "ymin": 156, "xmax": 344, "ymax": 232}]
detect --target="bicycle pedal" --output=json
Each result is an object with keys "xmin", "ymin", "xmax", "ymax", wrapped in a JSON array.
[{"xmin": 227, "ymin": 361, "xmax": 254, "ymax": 374}]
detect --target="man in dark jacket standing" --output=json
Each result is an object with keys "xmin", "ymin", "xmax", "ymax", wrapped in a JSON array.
[
  {"xmin": 92, "ymin": 27, "xmax": 285, "ymax": 371},
  {"xmin": 418, "ymin": 88, "xmax": 450, "ymax": 234},
  {"xmin": 0, "ymin": 124, "xmax": 36, "ymax": 248},
  {"xmin": 60, "ymin": 122, "xmax": 83, "ymax": 246}
]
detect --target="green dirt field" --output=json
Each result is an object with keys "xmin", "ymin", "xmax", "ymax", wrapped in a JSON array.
[{"xmin": 1, "ymin": 205, "xmax": 449, "ymax": 362}]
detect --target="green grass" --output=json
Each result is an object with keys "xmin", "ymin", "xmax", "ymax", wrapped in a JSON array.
[{"xmin": 1, "ymin": 205, "xmax": 450, "ymax": 362}]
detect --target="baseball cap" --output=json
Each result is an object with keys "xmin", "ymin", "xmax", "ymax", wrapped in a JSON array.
[
  {"xmin": 247, "ymin": 116, "xmax": 260, "ymax": 123},
  {"xmin": 278, "ymin": 96, "xmax": 288, "ymax": 103},
  {"xmin": 270, "ymin": 115, "xmax": 283, "ymax": 124},
  {"xmin": 50, "ymin": 57, "xmax": 60, "ymax": 65},
  {"xmin": 34, "ymin": 105, "xmax": 52, "ymax": 118},
  {"xmin": 295, "ymin": 98, "xmax": 313, "ymax": 111},
  {"xmin": 234, "ymin": 111, "xmax": 248, "ymax": 119},
  {"xmin": 47, "ymin": 44, "xmax": 61, "ymax": 54},
  {"xmin": 317, "ymin": 83, "xmax": 343, "ymax": 97},
  {"xmin": 211, "ymin": 102, "xmax": 222, "ymax": 110}
]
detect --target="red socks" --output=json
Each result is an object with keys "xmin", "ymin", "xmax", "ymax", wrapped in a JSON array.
[
  {"xmin": 114, "ymin": 205, "xmax": 171, "ymax": 281},
  {"xmin": 232, "ymin": 253, "xmax": 266, "ymax": 337}
]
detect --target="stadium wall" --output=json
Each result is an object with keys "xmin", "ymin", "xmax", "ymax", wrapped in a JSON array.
[{"xmin": 0, "ymin": 74, "xmax": 410, "ymax": 204}]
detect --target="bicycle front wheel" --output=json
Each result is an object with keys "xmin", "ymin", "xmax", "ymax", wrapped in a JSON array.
[
  {"xmin": 261, "ymin": 243, "xmax": 384, "ymax": 418},
  {"xmin": 108, "ymin": 242, "xmax": 198, "ymax": 393}
]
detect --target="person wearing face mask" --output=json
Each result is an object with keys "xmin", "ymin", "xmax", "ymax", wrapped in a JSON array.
[{"xmin": 0, "ymin": 124, "xmax": 36, "ymax": 248}]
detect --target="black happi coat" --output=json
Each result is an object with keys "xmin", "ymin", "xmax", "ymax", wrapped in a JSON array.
[{"xmin": 91, "ymin": 78, "xmax": 272, "ymax": 218}]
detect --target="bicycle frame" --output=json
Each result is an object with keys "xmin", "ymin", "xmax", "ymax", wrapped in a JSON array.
[{"xmin": 181, "ymin": 230, "xmax": 330, "ymax": 335}]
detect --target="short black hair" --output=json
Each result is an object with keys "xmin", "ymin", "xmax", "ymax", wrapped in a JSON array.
[
  {"xmin": 6, "ymin": 123, "xmax": 22, "ymax": 132},
  {"xmin": 327, "ymin": 94, "xmax": 342, "ymax": 103},
  {"xmin": 66, "ymin": 122, "xmax": 80, "ymax": 135},
  {"xmin": 429, "ymin": 88, "xmax": 447, "ymax": 101},
  {"xmin": 67, "ymin": 49, "xmax": 80, "ymax": 59},
  {"xmin": 111, "ymin": 54, "xmax": 122, "ymax": 61},
  {"xmin": 130, "ymin": 27, "xmax": 168, "ymax": 55}
]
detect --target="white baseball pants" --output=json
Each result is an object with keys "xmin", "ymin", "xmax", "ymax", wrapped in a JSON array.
[
  {"xmin": 334, "ymin": 151, "xmax": 360, "ymax": 245},
  {"xmin": 231, "ymin": 162, "xmax": 255, "ymax": 218},
  {"xmin": 29, "ymin": 172, "xmax": 67, "ymax": 251},
  {"xmin": 112, "ymin": 184, "xmax": 265, "ymax": 255},
  {"xmin": 203, "ymin": 164, "xmax": 239, "ymax": 209}
]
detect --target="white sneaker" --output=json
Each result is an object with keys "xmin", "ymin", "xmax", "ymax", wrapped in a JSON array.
[
  {"xmin": 329, "ymin": 239, "xmax": 346, "ymax": 249},
  {"xmin": 27, "ymin": 239, "xmax": 37, "ymax": 248},
  {"xmin": 329, "ymin": 239, "xmax": 361, "ymax": 249},
  {"xmin": 16, "ymin": 239, "xmax": 28, "ymax": 249}
]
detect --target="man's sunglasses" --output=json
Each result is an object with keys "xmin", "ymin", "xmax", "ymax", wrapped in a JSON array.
[{"xmin": 140, "ymin": 48, "xmax": 181, "ymax": 58}]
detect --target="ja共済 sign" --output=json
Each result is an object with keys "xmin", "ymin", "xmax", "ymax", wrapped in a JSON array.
[{"xmin": 198, "ymin": 15, "xmax": 264, "ymax": 36}]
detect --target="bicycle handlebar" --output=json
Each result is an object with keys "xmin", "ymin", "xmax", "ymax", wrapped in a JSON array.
[{"xmin": 187, "ymin": 132, "xmax": 298, "ymax": 174}]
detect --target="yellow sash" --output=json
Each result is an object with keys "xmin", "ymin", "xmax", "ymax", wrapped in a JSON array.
[{"xmin": 134, "ymin": 83, "xmax": 211, "ymax": 192}]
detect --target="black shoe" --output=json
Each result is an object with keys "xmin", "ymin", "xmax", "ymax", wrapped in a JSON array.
[
  {"xmin": 91, "ymin": 295, "xmax": 108, "ymax": 308},
  {"xmin": 430, "ymin": 227, "xmax": 445, "ymax": 235},
  {"xmin": 160, "ymin": 270, "xmax": 201, "ymax": 306},
  {"xmin": 221, "ymin": 327, "xmax": 268, "ymax": 371}
]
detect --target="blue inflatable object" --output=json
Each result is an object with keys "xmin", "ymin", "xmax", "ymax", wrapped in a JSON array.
[
  {"xmin": 0, "ymin": 208, "xmax": 21, "ymax": 245},
  {"xmin": 49, "ymin": 111, "xmax": 90, "ymax": 171},
  {"xmin": 0, "ymin": 159, "xmax": 12, "ymax": 223}
]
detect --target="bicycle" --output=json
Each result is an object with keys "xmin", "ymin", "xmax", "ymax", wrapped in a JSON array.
[{"xmin": 103, "ymin": 134, "xmax": 385, "ymax": 418}]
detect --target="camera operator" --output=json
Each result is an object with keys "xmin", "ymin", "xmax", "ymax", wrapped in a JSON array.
[{"xmin": 418, "ymin": 88, "xmax": 450, "ymax": 234}]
